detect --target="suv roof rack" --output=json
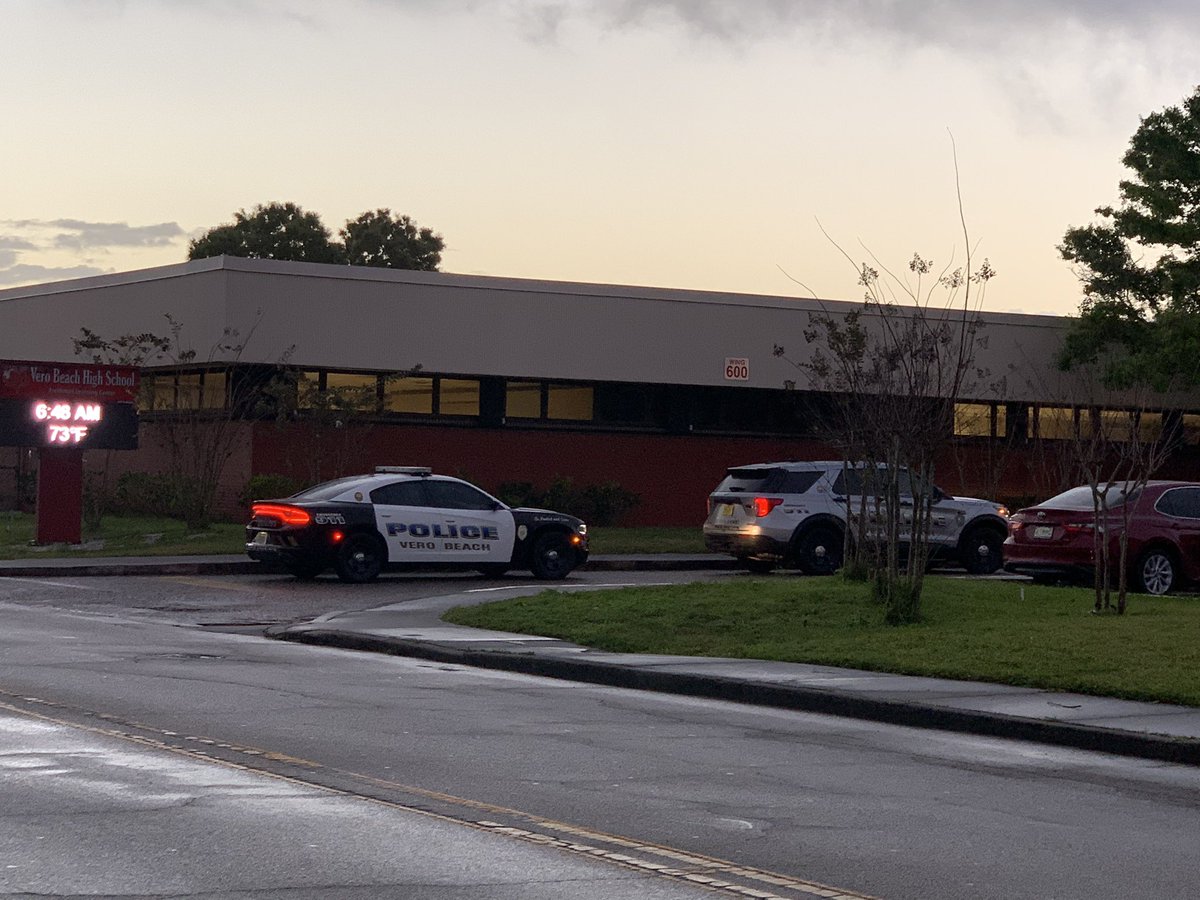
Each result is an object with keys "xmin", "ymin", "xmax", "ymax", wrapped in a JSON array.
[{"xmin": 374, "ymin": 466, "xmax": 433, "ymax": 476}]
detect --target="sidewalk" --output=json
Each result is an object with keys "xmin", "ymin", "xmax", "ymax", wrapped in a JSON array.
[{"xmin": 4, "ymin": 554, "xmax": 1199, "ymax": 766}]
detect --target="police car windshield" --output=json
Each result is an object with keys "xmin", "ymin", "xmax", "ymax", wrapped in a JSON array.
[{"xmin": 290, "ymin": 476, "xmax": 375, "ymax": 501}]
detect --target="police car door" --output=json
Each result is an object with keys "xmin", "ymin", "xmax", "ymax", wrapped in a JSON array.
[
  {"xmin": 370, "ymin": 479, "xmax": 442, "ymax": 563},
  {"xmin": 422, "ymin": 479, "xmax": 516, "ymax": 563}
]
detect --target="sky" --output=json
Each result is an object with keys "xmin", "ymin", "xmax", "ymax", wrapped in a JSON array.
[{"xmin": 2, "ymin": 0, "xmax": 1198, "ymax": 316}]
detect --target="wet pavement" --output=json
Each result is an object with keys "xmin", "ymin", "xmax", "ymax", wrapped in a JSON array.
[{"xmin": 3, "ymin": 553, "xmax": 1199, "ymax": 766}]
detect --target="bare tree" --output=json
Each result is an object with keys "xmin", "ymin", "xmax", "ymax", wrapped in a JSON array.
[
  {"xmin": 263, "ymin": 367, "xmax": 422, "ymax": 485},
  {"xmin": 72, "ymin": 329, "xmax": 173, "ymax": 529},
  {"xmin": 771, "ymin": 140, "xmax": 997, "ymax": 623},
  {"xmin": 777, "ymin": 248, "xmax": 994, "ymax": 623},
  {"xmin": 1015, "ymin": 356, "xmax": 1184, "ymax": 613},
  {"xmin": 76, "ymin": 314, "xmax": 291, "ymax": 530}
]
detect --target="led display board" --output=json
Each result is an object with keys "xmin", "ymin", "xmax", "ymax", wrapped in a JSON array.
[{"xmin": 0, "ymin": 360, "xmax": 139, "ymax": 450}]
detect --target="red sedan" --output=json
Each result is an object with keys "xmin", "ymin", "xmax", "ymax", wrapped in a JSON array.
[{"xmin": 1003, "ymin": 481, "xmax": 1200, "ymax": 595}]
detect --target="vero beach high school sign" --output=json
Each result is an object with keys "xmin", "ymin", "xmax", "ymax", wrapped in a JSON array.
[
  {"xmin": 0, "ymin": 360, "xmax": 140, "ymax": 544},
  {"xmin": 0, "ymin": 360, "xmax": 139, "ymax": 449}
]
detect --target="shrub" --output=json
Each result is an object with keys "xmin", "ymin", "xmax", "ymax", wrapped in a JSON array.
[
  {"xmin": 496, "ymin": 476, "xmax": 640, "ymax": 526},
  {"xmin": 111, "ymin": 472, "xmax": 200, "ymax": 519},
  {"xmin": 540, "ymin": 476, "xmax": 582, "ymax": 516},
  {"xmin": 579, "ymin": 482, "xmax": 641, "ymax": 526},
  {"xmin": 496, "ymin": 481, "xmax": 541, "ymax": 508},
  {"xmin": 239, "ymin": 473, "xmax": 305, "ymax": 507}
]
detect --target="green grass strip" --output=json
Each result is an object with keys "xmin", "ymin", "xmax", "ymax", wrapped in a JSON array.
[{"xmin": 445, "ymin": 576, "xmax": 1200, "ymax": 707}]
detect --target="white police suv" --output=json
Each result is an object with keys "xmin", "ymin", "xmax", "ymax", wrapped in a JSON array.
[
  {"xmin": 703, "ymin": 461, "xmax": 1009, "ymax": 576},
  {"xmin": 246, "ymin": 467, "xmax": 589, "ymax": 582}
]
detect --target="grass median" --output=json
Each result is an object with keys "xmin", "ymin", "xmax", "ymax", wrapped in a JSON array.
[{"xmin": 444, "ymin": 576, "xmax": 1200, "ymax": 707}]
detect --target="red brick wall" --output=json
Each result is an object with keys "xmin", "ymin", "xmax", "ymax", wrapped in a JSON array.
[
  {"xmin": 8, "ymin": 417, "xmax": 1197, "ymax": 525},
  {"xmin": 249, "ymin": 421, "xmax": 832, "ymax": 526}
]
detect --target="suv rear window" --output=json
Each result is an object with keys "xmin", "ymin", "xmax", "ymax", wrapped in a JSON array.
[
  {"xmin": 832, "ymin": 468, "xmax": 912, "ymax": 496},
  {"xmin": 714, "ymin": 468, "xmax": 820, "ymax": 495}
]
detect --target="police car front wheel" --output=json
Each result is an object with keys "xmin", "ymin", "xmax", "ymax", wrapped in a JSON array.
[
  {"xmin": 530, "ymin": 532, "xmax": 575, "ymax": 580},
  {"xmin": 335, "ymin": 534, "xmax": 385, "ymax": 583}
]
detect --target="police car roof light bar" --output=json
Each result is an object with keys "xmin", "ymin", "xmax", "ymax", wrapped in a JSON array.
[{"xmin": 375, "ymin": 466, "xmax": 433, "ymax": 476}]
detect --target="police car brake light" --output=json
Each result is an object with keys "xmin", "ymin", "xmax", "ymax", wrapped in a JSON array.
[
  {"xmin": 375, "ymin": 466, "xmax": 432, "ymax": 476},
  {"xmin": 252, "ymin": 503, "xmax": 312, "ymax": 526}
]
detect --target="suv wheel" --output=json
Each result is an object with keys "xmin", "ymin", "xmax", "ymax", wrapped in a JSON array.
[
  {"xmin": 794, "ymin": 525, "xmax": 843, "ymax": 576},
  {"xmin": 959, "ymin": 524, "xmax": 1004, "ymax": 575}
]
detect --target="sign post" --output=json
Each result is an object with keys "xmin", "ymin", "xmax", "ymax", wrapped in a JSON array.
[{"xmin": 0, "ymin": 360, "xmax": 140, "ymax": 545}]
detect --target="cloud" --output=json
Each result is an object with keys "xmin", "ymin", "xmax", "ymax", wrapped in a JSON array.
[
  {"xmin": 4, "ymin": 219, "xmax": 186, "ymax": 251},
  {"xmin": 0, "ymin": 236, "xmax": 37, "ymax": 251},
  {"xmin": 0, "ymin": 263, "xmax": 111, "ymax": 287},
  {"xmin": 508, "ymin": 0, "xmax": 1200, "ymax": 45},
  {"xmin": 0, "ymin": 218, "xmax": 183, "ymax": 288}
]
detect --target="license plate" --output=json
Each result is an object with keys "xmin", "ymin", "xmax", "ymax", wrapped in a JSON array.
[
  {"xmin": 1033, "ymin": 526, "xmax": 1053, "ymax": 539},
  {"xmin": 719, "ymin": 503, "xmax": 736, "ymax": 517},
  {"xmin": 254, "ymin": 531, "xmax": 269, "ymax": 545}
]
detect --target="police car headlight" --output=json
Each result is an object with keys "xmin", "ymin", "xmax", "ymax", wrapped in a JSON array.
[{"xmin": 576, "ymin": 523, "xmax": 588, "ymax": 536}]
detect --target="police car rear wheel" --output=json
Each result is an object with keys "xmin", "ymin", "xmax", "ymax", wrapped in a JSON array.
[
  {"xmin": 335, "ymin": 534, "xmax": 385, "ymax": 583},
  {"xmin": 530, "ymin": 532, "xmax": 574, "ymax": 580}
]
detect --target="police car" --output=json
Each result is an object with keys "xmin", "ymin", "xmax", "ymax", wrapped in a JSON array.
[{"xmin": 245, "ymin": 467, "xmax": 589, "ymax": 582}]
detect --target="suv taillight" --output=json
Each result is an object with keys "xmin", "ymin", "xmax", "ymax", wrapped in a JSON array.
[{"xmin": 754, "ymin": 497, "xmax": 783, "ymax": 517}]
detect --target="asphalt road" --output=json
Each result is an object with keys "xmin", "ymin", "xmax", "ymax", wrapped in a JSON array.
[
  {"xmin": 0, "ymin": 567, "xmax": 728, "ymax": 630},
  {"xmin": 1, "ymin": 570, "xmax": 1199, "ymax": 899}
]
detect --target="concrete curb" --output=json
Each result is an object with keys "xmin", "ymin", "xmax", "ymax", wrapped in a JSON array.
[
  {"xmin": 0, "ymin": 556, "xmax": 735, "ymax": 578},
  {"xmin": 270, "ymin": 627, "xmax": 1200, "ymax": 768},
  {"xmin": 0, "ymin": 560, "xmax": 273, "ymax": 577}
]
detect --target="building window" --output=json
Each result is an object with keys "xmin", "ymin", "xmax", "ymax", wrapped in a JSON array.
[
  {"xmin": 953, "ymin": 402, "xmax": 993, "ymax": 437},
  {"xmin": 325, "ymin": 372, "xmax": 378, "ymax": 393},
  {"xmin": 1088, "ymin": 409, "xmax": 1133, "ymax": 442},
  {"xmin": 506, "ymin": 381, "xmax": 542, "ymax": 418},
  {"xmin": 1138, "ymin": 411, "xmax": 1163, "ymax": 443},
  {"xmin": 1180, "ymin": 414, "xmax": 1200, "ymax": 445},
  {"xmin": 322, "ymin": 372, "xmax": 381, "ymax": 413},
  {"xmin": 201, "ymin": 370, "xmax": 227, "ymax": 409},
  {"xmin": 1037, "ymin": 406, "xmax": 1074, "ymax": 440},
  {"xmin": 594, "ymin": 382, "xmax": 655, "ymax": 426},
  {"xmin": 438, "ymin": 378, "xmax": 480, "ymax": 416},
  {"xmin": 140, "ymin": 376, "xmax": 175, "ymax": 412},
  {"xmin": 176, "ymin": 373, "xmax": 202, "ymax": 410},
  {"xmin": 140, "ymin": 370, "xmax": 229, "ymax": 411},
  {"xmin": 294, "ymin": 371, "xmax": 321, "ymax": 409},
  {"xmin": 547, "ymin": 384, "xmax": 593, "ymax": 420},
  {"xmin": 384, "ymin": 376, "xmax": 434, "ymax": 414}
]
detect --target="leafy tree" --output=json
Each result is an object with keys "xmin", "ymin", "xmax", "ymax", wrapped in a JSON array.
[
  {"xmin": 341, "ymin": 208, "xmax": 444, "ymax": 271},
  {"xmin": 1059, "ymin": 86, "xmax": 1200, "ymax": 389},
  {"xmin": 188, "ymin": 202, "xmax": 346, "ymax": 264}
]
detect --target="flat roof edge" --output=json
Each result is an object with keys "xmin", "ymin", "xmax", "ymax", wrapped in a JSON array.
[
  {"xmin": 0, "ymin": 255, "xmax": 1070, "ymax": 327},
  {"xmin": 0, "ymin": 257, "xmax": 225, "ymax": 302}
]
